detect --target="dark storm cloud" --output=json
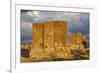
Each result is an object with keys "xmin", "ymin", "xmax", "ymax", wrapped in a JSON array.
[
  {"xmin": 21, "ymin": 10, "xmax": 33, "ymax": 13},
  {"xmin": 68, "ymin": 13, "xmax": 89, "ymax": 35},
  {"xmin": 21, "ymin": 12, "xmax": 34, "ymax": 23}
]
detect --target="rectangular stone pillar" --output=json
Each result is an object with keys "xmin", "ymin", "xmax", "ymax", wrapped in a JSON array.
[
  {"xmin": 44, "ymin": 21, "xmax": 55, "ymax": 54},
  {"xmin": 54, "ymin": 21, "xmax": 67, "ymax": 49},
  {"xmin": 30, "ymin": 23, "xmax": 43, "ymax": 58}
]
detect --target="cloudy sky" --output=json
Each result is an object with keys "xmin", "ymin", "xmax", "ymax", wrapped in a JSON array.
[{"xmin": 21, "ymin": 10, "xmax": 89, "ymax": 44}]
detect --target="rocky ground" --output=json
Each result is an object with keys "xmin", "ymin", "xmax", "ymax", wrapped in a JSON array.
[{"xmin": 21, "ymin": 46, "xmax": 89, "ymax": 63}]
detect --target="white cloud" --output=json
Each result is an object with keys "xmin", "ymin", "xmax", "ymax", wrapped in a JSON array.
[{"xmin": 27, "ymin": 11, "xmax": 40, "ymax": 18}]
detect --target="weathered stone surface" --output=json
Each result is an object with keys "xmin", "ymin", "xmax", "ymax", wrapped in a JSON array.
[
  {"xmin": 55, "ymin": 47, "xmax": 68, "ymax": 59},
  {"xmin": 54, "ymin": 21, "xmax": 67, "ymax": 48},
  {"xmin": 70, "ymin": 33, "xmax": 84, "ymax": 45},
  {"xmin": 44, "ymin": 21, "xmax": 55, "ymax": 53},
  {"xmin": 30, "ymin": 23, "xmax": 44, "ymax": 57}
]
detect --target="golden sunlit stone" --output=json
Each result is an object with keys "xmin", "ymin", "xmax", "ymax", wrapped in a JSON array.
[
  {"xmin": 21, "ymin": 20, "xmax": 89, "ymax": 63},
  {"xmin": 44, "ymin": 21, "xmax": 55, "ymax": 54},
  {"xmin": 30, "ymin": 23, "xmax": 44, "ymax": 58}
]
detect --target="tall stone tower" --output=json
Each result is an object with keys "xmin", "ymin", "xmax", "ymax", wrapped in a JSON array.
[
  {"xmin": 30, "ymin": 22, "xmax": 43, "ymax": 58},
  {"xmin": 30, "ymin": 20, "xmax": 67, "ymax": 59},
  {"xmin": 44, "ymin": 21, "xmax": 55, "ymax": 54},
  {"xmin": 54, "ymin": 21, "xmax": 67, "ymax": 50}
]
